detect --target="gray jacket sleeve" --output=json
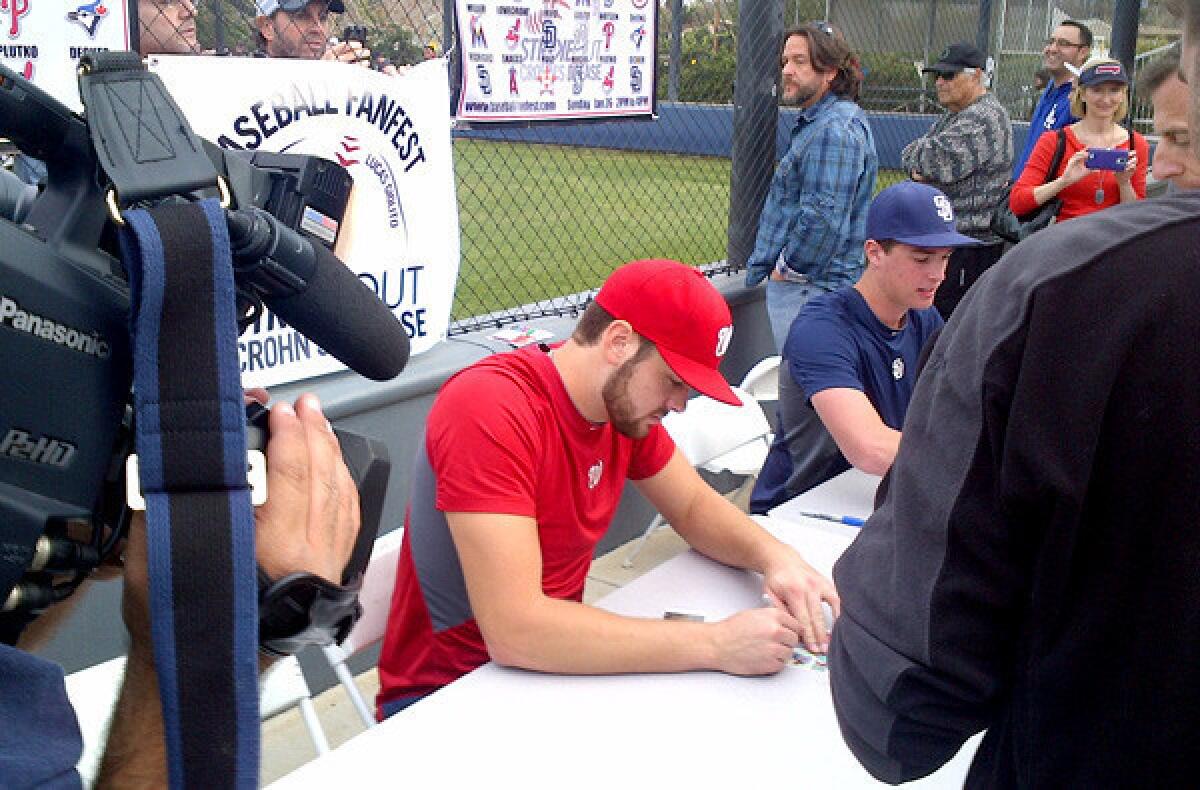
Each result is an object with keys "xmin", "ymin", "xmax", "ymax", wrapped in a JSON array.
[{"xmin": 827, "ymin": 243, "xmax": 1038, "ymax": 783}]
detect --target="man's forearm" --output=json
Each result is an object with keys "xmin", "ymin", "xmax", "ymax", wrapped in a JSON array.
[
  {"xmin": 483, "ymin": 594, "xmax": 723, "ymax": 674},
  {"xmin": 669, "ymin": 485, "xmax": 783, "ymax": 573},
  {"xmin": 95, "ymin": 647, "xmax": 166, "ymax": 789}
]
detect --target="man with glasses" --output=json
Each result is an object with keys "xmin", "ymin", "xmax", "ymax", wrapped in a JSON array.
[
  {"xmin": 902, "ymin": 42, "xmax": 1012, "ymax": 318},
  {"xmin": 830, "ymin": 1, "xmax": 1200, "ymax": 785},
  {"xmin": 1013, "ymin": 20, "xmax": 1092, "ymax": 177},
  {"xmin": 745, "ymin": 22, "xmax": 878, "ymax": 353}
]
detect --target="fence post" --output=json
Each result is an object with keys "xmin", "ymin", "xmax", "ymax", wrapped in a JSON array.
[
  {"xmin": 976, "ymin": 0, "xmax": 993, "ymax": 54},
  {"xmin": 726, "ymin": 0, "xmax": 782, "ymax": 270},
  {"xmin": 668, "ymin": 0, "xmax": 682, "ymax": 102},
  {"xmin": 1110, "ymin": 0, "xmax": 1140, "ymax": 78}
]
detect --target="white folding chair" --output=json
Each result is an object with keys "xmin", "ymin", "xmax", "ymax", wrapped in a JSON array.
[
  {"xmin": 66, "ymin": 653, "xmax": 328, "ymax": 788},
  {"xmin": 738, "ymin": 355, "xmax": 781, "ymax": 402},
  {"xmin": 319, "ymin": 527, "xmax": 405, "ymax": 729},
  {"xmin": 622, "ymin": 385, "xmax": 773, "ymax": 568}
]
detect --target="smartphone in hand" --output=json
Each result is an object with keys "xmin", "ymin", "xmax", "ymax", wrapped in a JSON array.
[{"xmin": 1085, "ymin": 148, "xmax": 1129, "ymax": 171}]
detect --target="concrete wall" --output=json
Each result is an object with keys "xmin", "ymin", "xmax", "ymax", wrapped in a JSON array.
[{"xmin": 36, "ymin": 273, "xmax": 776, "ymax": 691}]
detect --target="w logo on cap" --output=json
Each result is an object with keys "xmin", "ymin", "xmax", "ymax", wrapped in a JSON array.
[{"xmin": 715, "ymin": 325, "xmax": 733, "ymax": 358}]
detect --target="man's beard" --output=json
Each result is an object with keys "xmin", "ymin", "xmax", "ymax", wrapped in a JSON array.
[
  {"xmin": 782, "ymin": 82, "xmax": 817, "ymax": 107},
  {"xmin": 602, "ymin": 357, "xmax": 654, "ymax": 439}
]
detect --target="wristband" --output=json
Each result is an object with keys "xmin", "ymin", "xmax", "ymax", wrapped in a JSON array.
[{"xmin": 257, "ymin": 568, "xmax": 362, "ymax": 657}]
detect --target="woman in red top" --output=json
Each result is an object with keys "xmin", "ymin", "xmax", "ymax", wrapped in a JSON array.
[{"xmin": 1010, "ymin": 58, "xmax": 1147, "ymax": 222}]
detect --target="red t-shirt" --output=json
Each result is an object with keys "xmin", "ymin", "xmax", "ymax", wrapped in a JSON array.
[
  {"xmin": 376, "ymin": 345, "xmax": 675, "ymax": 709},
  {"xmin": 1010, "ymin": 125, "xmax": 1148, "ymax": 222}
]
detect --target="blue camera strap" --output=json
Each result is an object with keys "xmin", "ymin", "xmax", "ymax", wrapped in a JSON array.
[{"xmin": 119, "ymin": 198, "xmax": 259, "ymax": 789}]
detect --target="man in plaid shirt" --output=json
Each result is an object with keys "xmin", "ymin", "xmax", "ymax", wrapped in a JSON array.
[{"xmin": 745, "ymin": 22, "xmax": 878, "ymax": 353}]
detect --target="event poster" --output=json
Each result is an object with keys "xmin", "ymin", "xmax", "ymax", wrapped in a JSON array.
[
  {"xmin": 0, "ymin": 0, "xmax": 131, "ymax": 110},
  {"xmin": 152, "ymin": 55, "xmax": 459, "ymax": 388},
  {"xmin": 455, "ymin": 0, "xmax": 657, "ymax": 122}
]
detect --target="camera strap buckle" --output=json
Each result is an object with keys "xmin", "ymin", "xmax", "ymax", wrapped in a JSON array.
[{"xmin": 76, "ymin": 51, "xmax": 221, "ymax": 209}]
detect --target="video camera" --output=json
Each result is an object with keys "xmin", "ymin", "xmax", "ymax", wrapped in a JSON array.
[{"xmin": 0, "ymin": 54, "xmax": 408, "ymax": 641}]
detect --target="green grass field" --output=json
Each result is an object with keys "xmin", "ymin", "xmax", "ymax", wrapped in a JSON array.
[{"xmin": 452, "ymin": 138, "xmax": 903, "ymax": 322}]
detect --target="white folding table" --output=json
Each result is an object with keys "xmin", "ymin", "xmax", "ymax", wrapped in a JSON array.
[{"xmin": 272, "ymin": 470, "xmax": 979, "ymax": 788}]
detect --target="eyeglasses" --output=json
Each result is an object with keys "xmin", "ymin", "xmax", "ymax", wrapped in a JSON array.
[
  {"xmin": 808, "ymin": 21, "xmax": 835, "ymax": 37},
  {"xmin": 1044, "ymin": 37, "xmax": 1083, "ymax": 49}
]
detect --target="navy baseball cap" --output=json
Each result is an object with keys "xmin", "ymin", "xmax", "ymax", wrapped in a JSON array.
[
  {"xmin": 1078, "ymin": 60, "xmax": 1128, "ymax": 87},
  {"xmin": 922, "ymin": 42, "xmax": 986, "ymax": 76},
  {"xmin": 866, "ymin": 182, "xmax": 981, "ymax": 248}
]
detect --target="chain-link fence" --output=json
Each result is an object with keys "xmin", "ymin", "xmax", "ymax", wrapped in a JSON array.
[{"xmin": 31, "ymin": 0, "xmax": 1189, "ymax": 333}]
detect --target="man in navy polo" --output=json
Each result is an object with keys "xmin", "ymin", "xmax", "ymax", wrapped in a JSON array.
[{"xmin": 750, "ymin": 182, "xmax": 980, "ymax": 513}]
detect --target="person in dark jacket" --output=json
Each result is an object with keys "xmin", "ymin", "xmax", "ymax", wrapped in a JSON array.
[{"xmin": 829, "ymin": 2, "xmax": 1200, "ymax": 786}]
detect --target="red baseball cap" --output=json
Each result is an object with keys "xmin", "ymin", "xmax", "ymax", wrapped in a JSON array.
[{"xmin": 595, "ymin": 259, "xmax": 740, "ymax": 406}]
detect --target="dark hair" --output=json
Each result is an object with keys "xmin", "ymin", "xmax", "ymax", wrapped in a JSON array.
[
  {"xmin": 573, "ymin": 301, "xmax": 615, "ymax": 344},
  {"xmin": 1060, "ymin": 19, "xmax": 1094, "ymax": 49},
  {"xmin": 1137, "ymin": 54, "xmax": 1182, "ymax": 96},
  {"xmin": 783, "ymin": 23, "xmax": 864, "ymax": 101},
  {"xmin": 572, "ymin": 301, "xmax": 658, "ymax": 363}
]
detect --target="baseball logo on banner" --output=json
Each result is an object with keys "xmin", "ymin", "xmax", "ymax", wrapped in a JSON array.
[
  {"xmin": 152, "ymin": 55, "xmax": 460, "ymax": 388},
  {"xmin": 0, "ymin": 0, "xmax": 130, "ymax": 109},
  {"xmin": 456, "ymin": 0, "xmax": 657, "ymax": 122}
]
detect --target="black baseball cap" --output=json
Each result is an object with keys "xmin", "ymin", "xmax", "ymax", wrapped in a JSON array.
[{"xmin": 922, "ymin": 42, "xmax": 986, "ymax": 76}]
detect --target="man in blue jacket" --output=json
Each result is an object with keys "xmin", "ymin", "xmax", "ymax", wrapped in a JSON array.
[{"xmin": 1012, "ymin": 19, "xmax": 1092, "ymax": 178}]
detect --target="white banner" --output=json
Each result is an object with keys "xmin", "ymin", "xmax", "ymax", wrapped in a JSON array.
[
  {"xmin": 151, "ymin": 55, "xmax": 459, "ymax": 389},
  {"xmin": 456, "ymin": 0, "xmax": 656, "ymax": 122},
  {"xmin": 0, "ymin": 0, "xmax": 131, "ymax": 110}
]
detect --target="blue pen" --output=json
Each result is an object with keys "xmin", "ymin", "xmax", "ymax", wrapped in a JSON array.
[{"xmin": 797, "ymin": 511, "xmax": 866, "ymax": 527}]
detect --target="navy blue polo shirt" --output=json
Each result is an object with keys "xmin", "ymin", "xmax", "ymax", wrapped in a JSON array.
[{"xmin": 750, "ymin": 287, "xmax": 942, "ymax": 513}]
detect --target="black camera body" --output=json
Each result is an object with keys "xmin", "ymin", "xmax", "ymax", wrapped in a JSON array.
[
  {"xmin": 342, "ymin": 24, "xmax": 369, "ymax": 48},
  {"xmin": 0, "ymin": 58, "xmax": 395, "ymax": 636}
]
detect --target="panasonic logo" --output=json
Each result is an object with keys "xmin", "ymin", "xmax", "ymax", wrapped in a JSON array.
[{"xmin": 0, "ymin": 295, "xmax": 111, "ymax": 359}]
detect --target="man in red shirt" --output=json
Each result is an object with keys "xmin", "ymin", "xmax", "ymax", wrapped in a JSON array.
[{"xmin": 378, "ymin": 259, "xmax": 840, "ymax": 716}]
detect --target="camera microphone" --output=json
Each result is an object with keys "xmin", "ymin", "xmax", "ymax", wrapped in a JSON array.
[{"xmin": 225, "ymin": 207, "xmax": 410, "ymax": 381}]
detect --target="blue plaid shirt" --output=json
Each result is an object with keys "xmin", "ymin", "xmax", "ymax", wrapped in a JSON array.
[{"xmin": 746, "ymin": 93, "xmax": 878, "ymax": 289}]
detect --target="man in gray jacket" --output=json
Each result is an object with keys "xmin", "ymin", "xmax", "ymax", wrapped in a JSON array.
[{"xmin": 902, "ymin": 42, "xmax": 1012, "ymax": 318}]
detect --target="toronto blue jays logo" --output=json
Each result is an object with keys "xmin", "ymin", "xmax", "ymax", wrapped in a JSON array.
[
  {"xmin": 66, "ymin": 0, "xmax": 109, "ymax": 38},
  {"xmin": 630, "ymin": 24, "xmax": 645, "ymax": 49}
]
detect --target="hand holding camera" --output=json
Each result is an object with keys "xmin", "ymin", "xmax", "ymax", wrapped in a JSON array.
[{"xmin": 324, "ymin": 24, "xmax": 371, "ymax": 67}]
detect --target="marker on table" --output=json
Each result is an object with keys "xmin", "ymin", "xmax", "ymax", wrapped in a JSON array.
[{"xmin": 797, "ymin": 511, "xmax": 866, "ymax": 527}]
